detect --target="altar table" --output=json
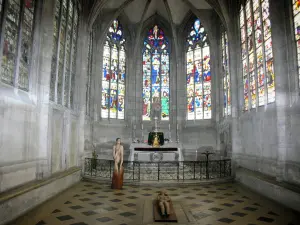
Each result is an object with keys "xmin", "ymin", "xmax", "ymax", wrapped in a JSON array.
[{"xmin": 128, "ymin": 143, "xmax": 183, "ymax": 162}]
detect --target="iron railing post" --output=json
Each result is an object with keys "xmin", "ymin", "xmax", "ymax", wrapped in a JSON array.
[
  {"xmin": 219, "ymin": 160, "xmax": 222, "ymax": 178},
  {"xmin": 158, "ymin": 162, "xmax": 160, "ymax": 181},
  {"xmin": 109, "ymin": 160, "xmax": 112, "ymax": 179},
  {"xmin": 183, "ymin": 162, "xmax": 185, "ymax": 180},
  {"xmin": 206, "ymin": 159, "xmax": 209, "ymax": 180},
  {"xmin": 133, "ymin": 162, "xmax": 135, "ymax": 180},
  {"xmin": 90, "ymin": 158, "xmax": 92, "ymax": 176},
  {"xmin": 139, "ymin": 162, "xmax": 140, "ymax": 181},
  {"xmin": 177, "ymin": 162, "xmax": 179, "ymax": 180},
  {"xmin": 193, "ymin": 161, "xmax": 196, "ymax": 180}
]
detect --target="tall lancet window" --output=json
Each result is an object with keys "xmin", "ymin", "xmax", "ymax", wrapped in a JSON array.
[
  {"xmin": 142, "ymin": 25, "xmax": 170, "ymax": 121},
  {"xmin": 292, "ymin": 0, "xmax": 300, "ymax": 87},
  {"xmin": 222, "ymin": 31, "xmax": 231, "ymax": 116},
  {"xmin": 102, "ymin": 19, "xmax": 126, "ymax": 119},
  {"xmin": 0, "ymin": 0, "xmax": 37, "ymax": 90},
  {"xmin": 186, "ymin": 19, "xmax": 211, "ymax": 120},
  {"xmin": 50, "ymin": 0, "xmax": 79, "ymax": 107},
  {"xmin": 240, "ymin": 0, "xmax": 275, "ymax": 111}
]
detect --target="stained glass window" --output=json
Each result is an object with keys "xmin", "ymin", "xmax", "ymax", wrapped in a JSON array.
[
  {"xmin": 86, "ymin": 30, "xmax": 93, "ymax": 116},
  {"xmin": 292, "ymin": 0, "xmax": 300, "ymax": 87},
  {"xmin": 222, "ymin": 31, "xmax": 231, "ymax": 116},
  {"xmin": 240, "ymin": 0, "xmax": 275, "ymax": 111},
  {"xmin": 142, "ymin": 25, "xmax": 170, "ymax": 121},
  {"xmin": 186, "ymin": 19, "xmax": 211, "ymax": 120},
  {"xmin": 101, "ymin": 19, "xmax": 126, "ymax": 119},
  {"xmin": 0, "ymin": 0, "xmax": 36, "ymax": 91},
  {"xmin": 50, "ymin": 0, "xmax": 79, "ymax": 108}
]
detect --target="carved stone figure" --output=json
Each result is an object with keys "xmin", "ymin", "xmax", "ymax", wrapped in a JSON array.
[{"xmin": 157, "ymin": 190, "xmax": 171, "ymax": 216}]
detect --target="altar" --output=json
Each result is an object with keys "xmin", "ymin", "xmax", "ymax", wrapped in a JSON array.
[{"xmin": 128, "ymin": 143, "xmax": 183, "ymax": 162}]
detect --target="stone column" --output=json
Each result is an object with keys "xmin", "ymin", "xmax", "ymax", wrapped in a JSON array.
[
  {"xmin": 269, "ymin": 0, "xmax": 291, "ymax": 182},
  {"xmin": 74, "ymin": 10, "xmax": 90, "ymax": 168},
  {"xmin": 227, "ymin": 12, "xmax": 243, "ymax": 176},
  {"xmin": 35, "ymin": 0, "xmax": 56, "ymax": 179}
]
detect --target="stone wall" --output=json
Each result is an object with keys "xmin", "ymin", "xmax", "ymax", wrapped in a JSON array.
[
  {"xmin": 0, "ymin": 0, "xmax": 88, "ymax": 192},
  {"xmin": 226, "ymin": 0, "xmax": 300, "ymax": 187},
  {"xmin": 86, "ymin": 10, "xmax": 220, "ymax": 158}
]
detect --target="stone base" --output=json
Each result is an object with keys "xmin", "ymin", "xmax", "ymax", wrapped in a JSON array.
[
  {"xmin": 0, "ymin": 168, "xmax": 81, "ymax": 225},
  {"xmin": 235, "ymin": 167, "xmax": 300, "ymax": 212},
  {"xmin": 153, "ymin": 200, "xmax": 177, "ymax": 222}
]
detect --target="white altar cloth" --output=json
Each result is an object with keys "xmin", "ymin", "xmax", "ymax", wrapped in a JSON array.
[{"xmin": 128, "ymin": 143, "xmax": 183, "ymax": 162}]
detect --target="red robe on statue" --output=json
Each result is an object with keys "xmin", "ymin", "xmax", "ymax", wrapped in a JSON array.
[{"xmin": 111, "ymin": 166, "xmax": 124, "ymax": 189}]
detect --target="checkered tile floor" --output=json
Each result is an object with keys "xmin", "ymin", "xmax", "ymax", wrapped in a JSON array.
[{"xmin": 12, "ymin": 181, "xmax": 300, "ymax": 225}]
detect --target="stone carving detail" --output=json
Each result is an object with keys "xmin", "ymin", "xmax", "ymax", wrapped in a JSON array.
[
  {"xmin": 151, "ymin": 152, "xmax": 163, "ymax": 162},
  {"xmin": 217, "ymin": 119, "xmax": 232, "ymax": 155},
  {"xmin": 175, "ymin": 153, "xmax": 179, "ymax": 161},
  {"xmin": 134, "ymin": 153, "xmax": 138, "ymax": 161}
]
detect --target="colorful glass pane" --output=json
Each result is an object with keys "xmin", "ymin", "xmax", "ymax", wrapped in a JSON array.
[
  {"xmin": 102, "ymin": 19, "xmax": 126, "ymax": 119},
  {"xmin": 49, "ymin": 0, "xmax": 78, "ymax": 107},
  {"xmin": 18, "ymin": 0, "xmax": 35, "ymax": 90},
  {"xmin": 186, "ymin": 18, "xmax": 211, "ymax": 120},
  {"xmin": 292, "ymin": 0, "xmax": 300, "ymax": 87},
  {"xmin": 222, "ymin": 31, "xmax": 231, "ymax": 116},
  {"xmin": 240, "ymin": 0, "xmax": 275, "ymax": 110},
  {"xmin": 142, "ymin": 25, "xmax": 169, "ymax": 121},
  {"xmin": 1, "ymin": 0, "xmax": 21, "ymax": 85}
]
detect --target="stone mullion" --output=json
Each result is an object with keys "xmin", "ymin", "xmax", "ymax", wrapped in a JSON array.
[
  {"xmin": 221, "ymin": 32, "xmax": 225, "ymax": 117},
  {"xmin": 244, "ymin": 5, "xmax": 251, "ymax": 111},
  {"xmin": 159, "ymin": 52, "xmax": 162, "ymax": 120},
  {"xmin": 258, "ymin": 0, "xmax": 268, "ymax": 106},
  {"xmin": 116, "ymin": 46, "xmax": 119, "ymax": 119},
  {"xmin": 13, "ymin": 0, "xmax": 25, "ymax": 88},
  {"xmin": 53, "ymin": 0, "xmax": 64, "ymax": 103},
  {"xmin": 67, "ymin": 3, "xmax": 75, "ymax": 108},
  {"xmin": 108, "ymin": 44, "xmax": 112, "ymax": 119},
  {"xmin": 150, "ymin": 51, "xmax": 153, "ymax": 116},
  {"xmin": 226, "ymin": 33, "xmax": 231, "ymax": 116},
  {"xmin": 61, "ymin": 0, "xmax": 71, "ymax": 107},
  {"xmin": 249, "ymin": 0, "xmax": 259, "ymax": 109}
]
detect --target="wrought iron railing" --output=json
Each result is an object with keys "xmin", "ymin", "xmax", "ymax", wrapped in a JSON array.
[{"xmin": 84, "ymin": 158, "xmax": 231, "ymax": 181}]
